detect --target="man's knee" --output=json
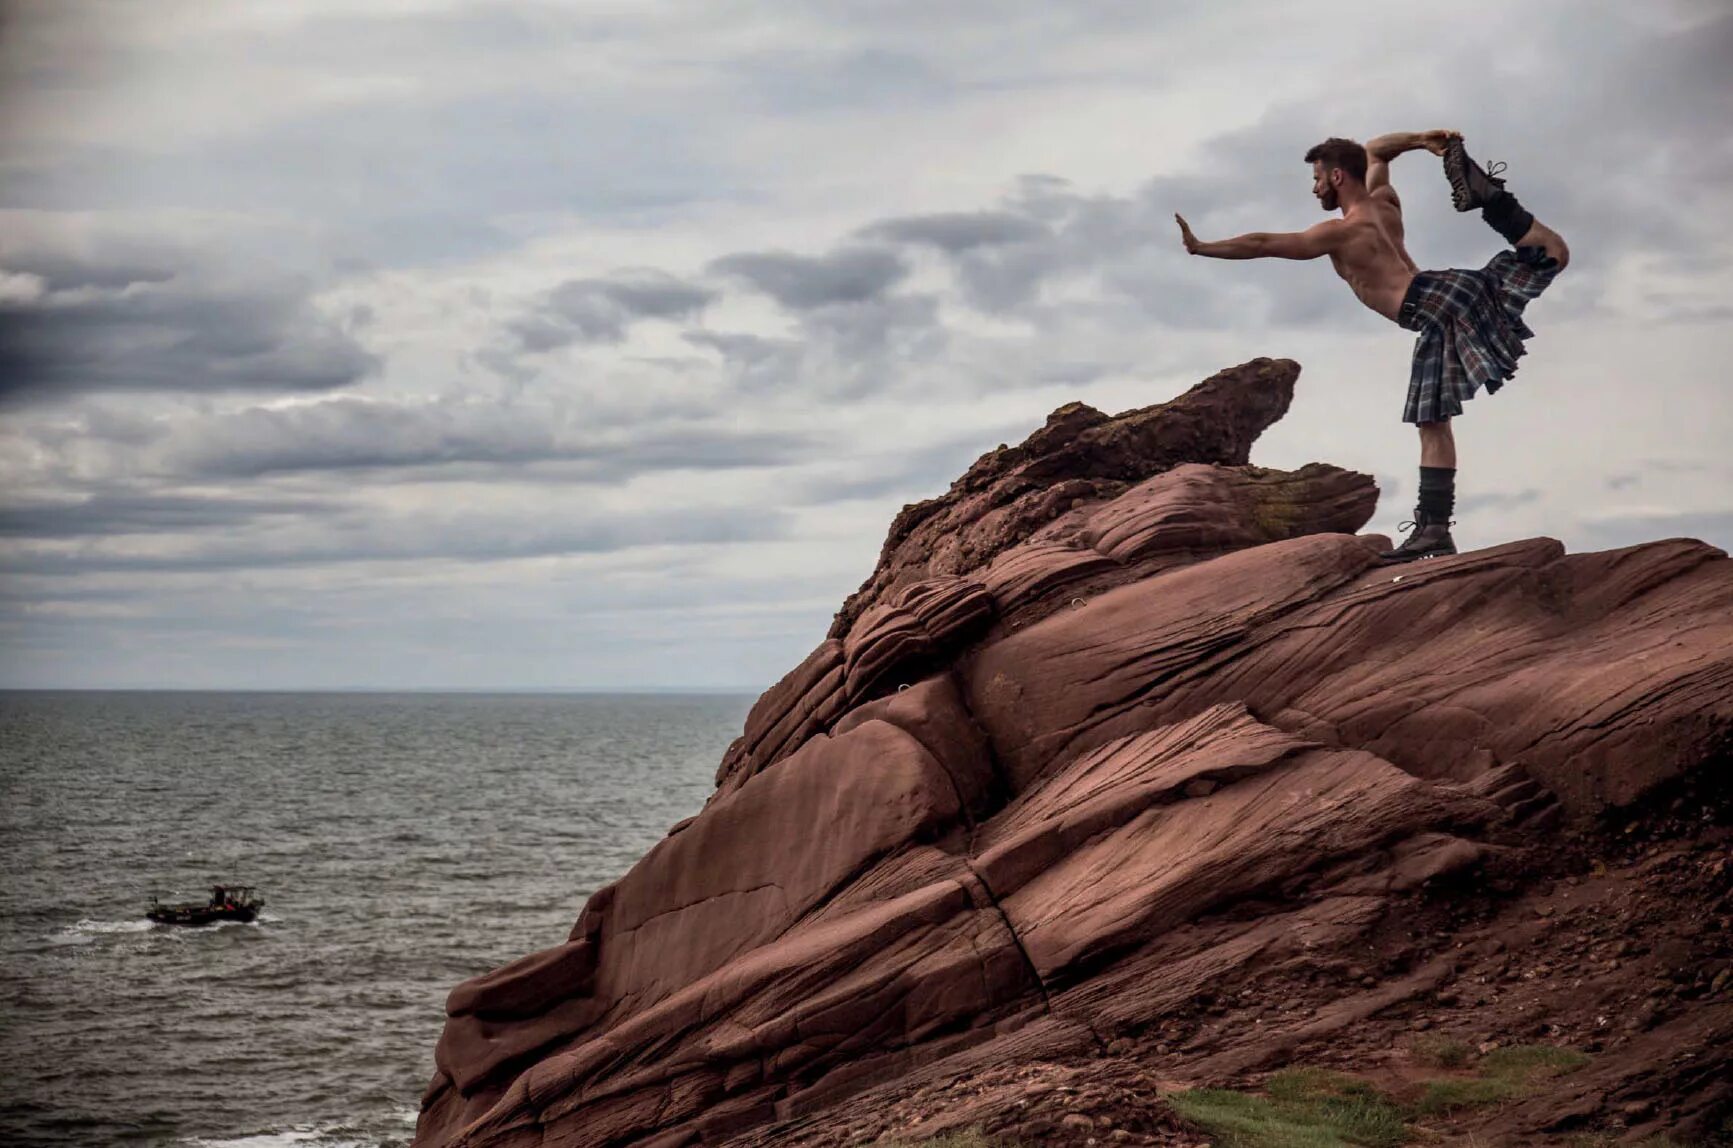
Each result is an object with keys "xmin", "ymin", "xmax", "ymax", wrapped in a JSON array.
[{"xmin": 1530, "ymin": 220, "xmax": 1569, "ymax": 269}]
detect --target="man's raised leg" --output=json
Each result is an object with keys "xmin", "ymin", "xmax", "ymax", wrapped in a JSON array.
[
  {"xmin": 1513, "ymin": 218, "xmax": 1570, "ymax": 269},
  {"xmin": 1443, "ymin": 139, "xmax": 1570, "ymax": 267}
]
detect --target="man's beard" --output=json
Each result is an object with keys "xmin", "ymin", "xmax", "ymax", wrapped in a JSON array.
[{"xmin": 1320, "ymin": 189, "xmax": 1339, "ymax": 211}]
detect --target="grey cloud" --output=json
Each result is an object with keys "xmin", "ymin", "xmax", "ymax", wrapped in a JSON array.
[
  {"xmin": 800, "ymin": 292, "xmax": 944, "ymax": 362},
  {"xmin": 0, "ymin": 226, "xmax": 377, "ymax": 404},
  {"xmin": 1574, "ymin": 510, "xmax": 1733, "ymax": 555},
  {"xmin": 0, "ymin": 490, "xmax": 336, "ymax": 539},
  {"xmin": 708, "ymin": 247, "xmax": 909, "ymax": 309},
  {"xmin": 728, "ymin": 46, "xmax": 954, "ymax": 113},
  {"xmin": 845, "ymin": 171, "xmax": 1266, "ymax": 323},
  {"xmin": 794, "ymin": 417, "xmax": 1041, "ymax": 505},
  {"xmin": 510, "ymin": 269, "xmax": 717, "ymax": 351},
  {"xmin": 859, "ymin": 211, "xmax": 1048, "ymax": 252},
  {"xmin": 1457, "ymin": 489, "xmax": 1542, "ymax": 514},
  {"xmin": 683, "ymin": 330, "xmax": 805, "ymax": 393},
  {"xmin": 0, "ymin": 504, "xmax": 796, "ymax": 577},
  {"xmin": 684, "ymin": 292, "xmax": 946, "ymax": 400},
  {"xmin": 158, "ymin": 397, "xmax": 812, "ymax": 480},
  {"xmin": 836, "ymin": 9, "xmax": 1733, "ymax": 334},
  {"xmin": 1, "ymin": 8, "xmax": 745, "ymax": 266}
]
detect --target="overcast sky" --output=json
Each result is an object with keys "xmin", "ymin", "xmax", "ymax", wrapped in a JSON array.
[{"xmin": 2, "ymin": 0, "xmax": 1730, "ymax": 690}]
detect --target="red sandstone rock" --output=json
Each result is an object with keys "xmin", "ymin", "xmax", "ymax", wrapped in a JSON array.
[
  {"xmin": 415, "ymin": 358, "xmax": 1733, "ymax": 1148},
  {"xmin": 828, "ymin": 356, "xmax": 1304, "ymax": 638}
]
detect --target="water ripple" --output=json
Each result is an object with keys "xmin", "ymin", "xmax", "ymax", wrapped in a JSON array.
[{"xmin": 1, "ymin": 690, "xmax": 746, "ymax": 1148}]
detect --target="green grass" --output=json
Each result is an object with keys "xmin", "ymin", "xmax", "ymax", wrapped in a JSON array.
[
  {"xmin": 888, "ymin": 1132, "xmax": 1022, "ymax": 1148},
  {"xmin": 1171, "ymin": 1045, "xmax": 1594, "ymax": 1147},
  {"xmin": 1413, "ymin": 1045, "xmax": 1591, "ymax": 1116},
  {"xmin": 1410, "ymin": 1036, "xmax": 1472, "ymax": 1070},
  {"xmin": 1170, "ymin": 1068, "xmax": 1409, "ymax": 1148}
]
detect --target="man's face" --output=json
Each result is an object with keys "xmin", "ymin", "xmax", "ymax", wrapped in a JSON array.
[{"xmin": 1312, "ymin": 161, "xmax": 1339, "ymax": 212}]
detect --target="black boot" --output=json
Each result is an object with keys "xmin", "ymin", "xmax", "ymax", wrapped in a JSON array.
[
  {"xmin": 1380, "ymin": 510, "xmax": 1457, "ymax": 564},
  {"xmin": 1442, "ymin": 137, "xmax": 1509, "ymax": 213}
]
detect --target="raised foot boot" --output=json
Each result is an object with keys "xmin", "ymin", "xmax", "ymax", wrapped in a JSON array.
[
  {"xmin": 1380, "ymin": 511, "xmax": 1457, "ymax": 564},
  {"xmin": 1442, "ymin": 137, "xmax": 1508, "ymax": 212}
]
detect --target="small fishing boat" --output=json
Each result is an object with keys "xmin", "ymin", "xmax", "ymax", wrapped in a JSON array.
[{"xmin": 146, "ymin": 884, "xmax": 263, "ymax": 926}]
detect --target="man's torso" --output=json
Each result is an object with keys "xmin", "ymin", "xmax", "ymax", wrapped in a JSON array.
[{"xmin": 1328, "ymin": 195, "xmax": 1420, "ymax": 323}]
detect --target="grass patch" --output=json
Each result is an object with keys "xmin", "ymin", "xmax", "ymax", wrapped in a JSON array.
[
  {"xmin": 1481, "ymin": 1045, "xmax": 1591, "ymax": 1079},
  {"xmin": 888, "ymin": 1132, "xmax": 1022, "ymax": 1148},
  {"xmin": 1170, "ymin": 1068, "xmax": 1408, "ymax": 1147},
  {"xmin": 1410, "ymin": 1036, "xmax": 1472, "ymax": 1070},
  {"xmin": 1414, "ymin": 1044, "xmax": 1592, "ymax": 1117},
  {"xmin": 1411, "ymin": 1076, "xmax": 1519, "ymax": 1116},
  {"xmin": 1172, "ymin": 1044, "xmax": 1595, "ymax": 1146}
]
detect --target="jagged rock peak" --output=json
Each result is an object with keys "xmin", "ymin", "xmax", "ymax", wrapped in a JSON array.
[{"xmin": 829, "ymin": 356, "xmax": 1301, "ymax": 638}]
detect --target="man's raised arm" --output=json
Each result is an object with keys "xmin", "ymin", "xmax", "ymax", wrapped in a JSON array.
[
  {"xmin": 1174, "ymin": 214, "xmax": 1345, "ymax": 261},
  {"xmin": 1366, "ymin": 129, "xmax": 1459, "ymax": 162},
  {"xmin": 1365, "ymin": 129, "xmax": 1460, "ymax": 196}
]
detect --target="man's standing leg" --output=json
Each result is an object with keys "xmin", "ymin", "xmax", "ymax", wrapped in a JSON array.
[
  {"xmin": 1383, "ymin": 419, "xmax": 1459, "ymax": 562},
  {"xmin": 1417, "ymin": 418, "xmax": 1457, "ymax": 542}
]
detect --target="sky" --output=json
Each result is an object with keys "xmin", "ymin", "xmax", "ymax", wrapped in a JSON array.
[{"xmin": 1, "ymin": 0, "xmax": 1730, "ymax": 691}]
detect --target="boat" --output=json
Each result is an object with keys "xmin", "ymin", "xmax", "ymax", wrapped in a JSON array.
[{"xmin": 146, "ymin": 884, "xmax": 263, "ymax": 926}]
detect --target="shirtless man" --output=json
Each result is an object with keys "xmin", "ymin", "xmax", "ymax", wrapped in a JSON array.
[{"xmin": 1174, "ymin": 132, "xmax": 1570, "ymax": 562}]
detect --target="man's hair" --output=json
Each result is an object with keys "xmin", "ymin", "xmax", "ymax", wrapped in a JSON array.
[{"xmin": 1305, "ymin": 138, "xmax": 1368, "ymax": 184}]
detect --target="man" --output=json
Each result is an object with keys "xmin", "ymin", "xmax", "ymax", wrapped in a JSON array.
[{"xmin": 1174, "ymin": 131, "xmax": 1569, "ymax": 562}]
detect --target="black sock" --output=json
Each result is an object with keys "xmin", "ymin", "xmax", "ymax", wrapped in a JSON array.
[
  {"xmin": 1481, "ymin": 190, "xmax": 1535, "ymax": 247},
  {"xmin": 1418, "ymin": 466, "xmax": 1456, "ymax": 522}
]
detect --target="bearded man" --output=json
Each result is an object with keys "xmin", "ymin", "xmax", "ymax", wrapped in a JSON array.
[{"xmin": 1176, "ymin": 131, "xmax": 1569, "ymax": 562}]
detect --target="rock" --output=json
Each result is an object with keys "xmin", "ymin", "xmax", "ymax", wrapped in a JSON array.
[
  {"xmin": 1622, "ymin": 1098, "xmax": 1657, "ymax": 1120},
  {"xmin": 413, "ymin": 358, "xmax": 1733, "ymax": 1148},
  {"xmin": 828, "ymin": 358, "xmax": 1307, "ymax": 638}
]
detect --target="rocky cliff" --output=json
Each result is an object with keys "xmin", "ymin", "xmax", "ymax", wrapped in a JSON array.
[{"xmin": 415, "ymin": 359, "xmax": 1733, "ymax": 1147}]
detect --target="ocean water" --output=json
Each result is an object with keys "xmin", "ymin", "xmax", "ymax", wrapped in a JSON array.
[{"xmin": 0, "ymin": 691, "xmax": 751, "ymax": 1147}]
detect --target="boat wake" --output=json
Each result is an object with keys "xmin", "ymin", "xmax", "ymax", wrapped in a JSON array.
[
  {"xmin": 49, "ymin": 918, "xmax": 153, "ymax": 945},
  {"xmin": 180, "ymin": 1108, "xmax": 416, "ymax": 1147}
]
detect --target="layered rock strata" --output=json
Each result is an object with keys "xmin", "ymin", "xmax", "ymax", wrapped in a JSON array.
[{"xmin": 415, "ymin": 358, "xmax": 1733, "ymax": 1148}]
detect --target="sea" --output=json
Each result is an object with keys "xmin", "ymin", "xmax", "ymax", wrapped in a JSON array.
[{"xmin": 0, "ymin": 690, "xmax": 752, "ymax": 1148}]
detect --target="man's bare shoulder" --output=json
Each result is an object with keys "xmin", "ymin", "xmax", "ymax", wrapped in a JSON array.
[{"xmin": 1362, "ymin": 189, "xmax": 1404, "ymax": 215}]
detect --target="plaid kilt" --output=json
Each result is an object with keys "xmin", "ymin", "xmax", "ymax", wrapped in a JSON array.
[{"xmin": 1398, "ymin": 245, "xmax": 1562, "ymax": 424}]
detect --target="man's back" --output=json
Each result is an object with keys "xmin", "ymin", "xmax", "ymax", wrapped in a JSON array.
[{"xmin": 1330, "ymin": 194, "xmax": 1420, "ymax": 321}]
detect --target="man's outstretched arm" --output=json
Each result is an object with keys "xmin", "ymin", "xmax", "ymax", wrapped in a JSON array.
[{"xmin": 1175, "ymin": 214, "xmax": 1345, "ymax": 260}]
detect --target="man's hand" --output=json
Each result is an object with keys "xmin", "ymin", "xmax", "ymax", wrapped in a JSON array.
[
  {"xmin": 1175, "ymin": 213, "xmax": 1201, "ymax": 255},
  {"xmin": 1421, "ymin": 129, "xmax": 1462, "ymax": 156}
]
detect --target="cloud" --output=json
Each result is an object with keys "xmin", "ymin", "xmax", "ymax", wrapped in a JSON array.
[
  {"xmin": 1574, "ymin": 509, "xmax": 1733, "ymax": 554},
  {"xmin": 509, "ymin": 268, "xmax": 716, "ymax": 351},
  {"xmin": 0, "ymin": 503, "xmax": 799, "ymax": 576},
  {"xmin": 0, "ymin": 214, "xmax": 377, "ymax": 404},
  {"xmin": 153, "ymin": 396, "xmax": 813, "ymax": 480},
  {"xmin": 4, "ymin": 0, "xmax": 1732, "ymax": 689},
  {"xmin": 708, "ymin": 247, "xmax": 909, "ymax": 309},
  {"xmin": 1457, "ymin": 489, "xmax": 1542, "ymax": 514},
  {"xmin": 858, "ymin": 211, "xmax": 1048, "ymax": 252},
  {"xmin": 0, "ymin": 490, "xmax": 337, "ymax": 538}
]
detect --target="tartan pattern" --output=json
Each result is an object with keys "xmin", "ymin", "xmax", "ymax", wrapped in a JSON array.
[{"xmin": 1398, "ymin": 245, "xmax": 1562, "ymax": 424}]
